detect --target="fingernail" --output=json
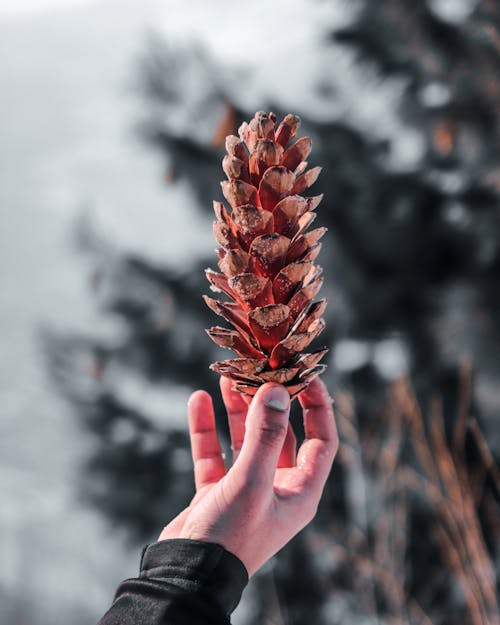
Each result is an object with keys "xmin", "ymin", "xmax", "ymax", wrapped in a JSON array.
[{"xmin": 262, "ymin": 385, "xmax": 290, "ymax": 412}]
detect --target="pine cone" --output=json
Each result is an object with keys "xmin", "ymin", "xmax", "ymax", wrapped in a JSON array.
[{"xmin": 205, "ymin": 111, "xmax": 328, "ymax": 399}]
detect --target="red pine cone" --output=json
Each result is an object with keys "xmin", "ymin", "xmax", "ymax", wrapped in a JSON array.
[{"xmin": 205, "ymin": 111, "xmax": 328, "ymax": 399}]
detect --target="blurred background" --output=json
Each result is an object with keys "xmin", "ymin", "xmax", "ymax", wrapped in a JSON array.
[{"xmin": 0, "ymin": 0, "xmax": 499, "ymax": 623}]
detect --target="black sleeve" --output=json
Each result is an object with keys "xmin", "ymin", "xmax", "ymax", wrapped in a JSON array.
[{"xmin": 97, "ymin": 539, "xmax": 249, "ymax": 625}]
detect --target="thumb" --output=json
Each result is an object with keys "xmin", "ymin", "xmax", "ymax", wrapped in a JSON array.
[{"xmin": 234, "ymin": 383, "xmax": 290, "ymax": 485}]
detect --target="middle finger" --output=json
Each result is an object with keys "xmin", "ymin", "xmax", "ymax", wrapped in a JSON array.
[{"xmin": 220, "ymin": 376, "xmax": 248, "ymax": 462}]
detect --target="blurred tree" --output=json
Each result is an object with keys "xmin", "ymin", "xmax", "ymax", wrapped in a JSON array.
[
  {"xmin": 44, "ymin": 2, "xmax": 500, "ymax": 623},
  {"xmin": 329, "ymin": 0, "xmax": 500, "ymax": 383}
]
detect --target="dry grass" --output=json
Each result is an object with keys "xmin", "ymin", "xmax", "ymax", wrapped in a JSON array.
[
  {"xmin": 305, "ymin": 363, "xmax": 499, "ymax": 625},
  {"xmin": 391, "ymin": 369, "xmax": 499, "ymax": 625}
]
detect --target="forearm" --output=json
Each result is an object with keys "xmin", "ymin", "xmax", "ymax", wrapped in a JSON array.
[{"xmin": 97, "ymin": 540, "xmax": 248, "ymax": 625}]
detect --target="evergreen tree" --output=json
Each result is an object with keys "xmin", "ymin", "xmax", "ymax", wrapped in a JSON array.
[{"xmin": 44, "ymin": 3, "xmax": 500, "ymax": 623}]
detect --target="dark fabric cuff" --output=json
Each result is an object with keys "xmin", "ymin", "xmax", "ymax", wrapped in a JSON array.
[{"xmin": 139, "ymin": 539, "xmax": 249, "ymax": 615}]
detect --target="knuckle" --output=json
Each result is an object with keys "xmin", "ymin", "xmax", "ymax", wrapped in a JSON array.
[{"xmin": 257, "ymin": 421, "xmax": 288, "ymax": 446}]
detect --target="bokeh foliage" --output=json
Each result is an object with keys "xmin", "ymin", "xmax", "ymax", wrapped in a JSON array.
[{"xmin": 45, "ymin": 1, "xmax": 500, "ymax": 623}]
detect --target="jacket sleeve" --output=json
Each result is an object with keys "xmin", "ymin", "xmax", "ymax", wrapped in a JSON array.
[{"xmin": 97, "ymin": 539, "xmax": 249, "ymax": 625}]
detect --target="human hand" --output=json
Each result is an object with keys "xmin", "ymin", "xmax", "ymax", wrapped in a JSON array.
[{"xmin": 158, "ymin": 377, "xmax": 338, "ymax": 577}]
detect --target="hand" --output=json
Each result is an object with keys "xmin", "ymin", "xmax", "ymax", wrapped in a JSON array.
[{"xmin": 158, "ymin": 377, "xmax": 338, "ymax": 577}]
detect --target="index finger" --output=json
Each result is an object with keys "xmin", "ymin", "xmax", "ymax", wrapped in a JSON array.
[{"xmin": 295, "ymin": 377, "xmax": 338, "ymax": 495}]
